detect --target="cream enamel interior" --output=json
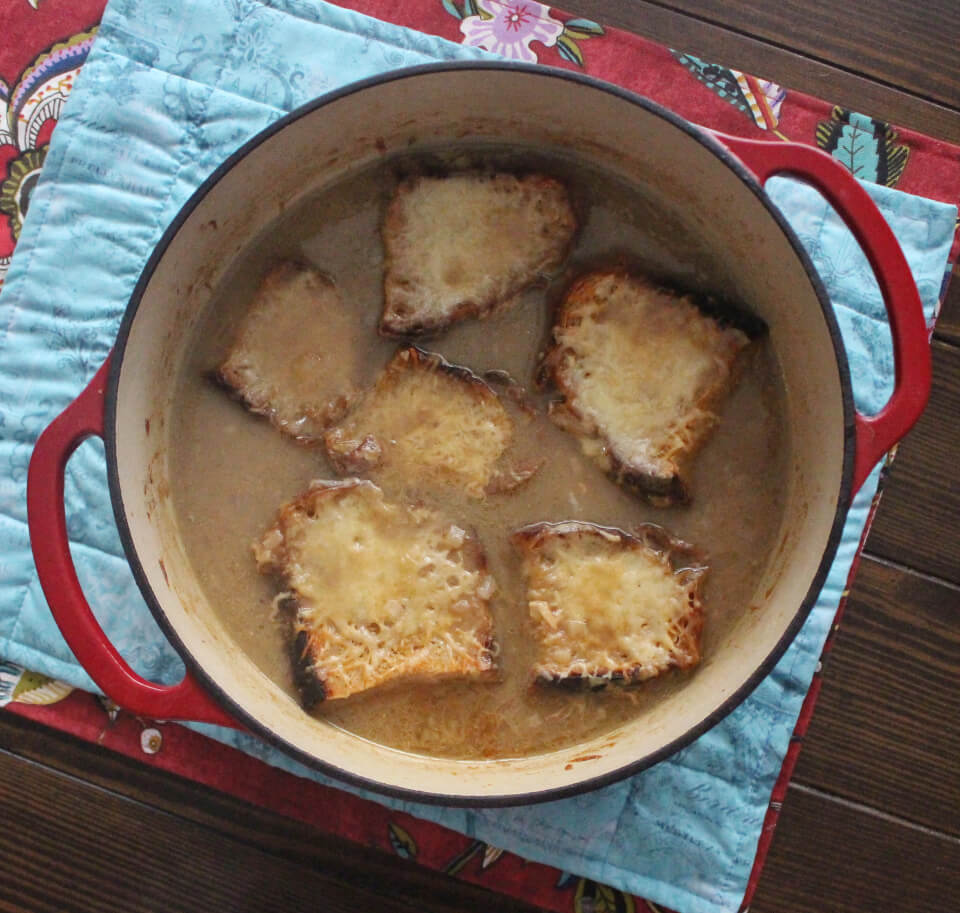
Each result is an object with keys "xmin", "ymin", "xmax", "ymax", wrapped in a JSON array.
[{"xmin": 111, "ymin": 67, "xmax": 848, "ymax": 802}]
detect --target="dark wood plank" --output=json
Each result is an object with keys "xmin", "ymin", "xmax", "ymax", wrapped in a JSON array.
[
  {"xmin": 568, "ymin": 0, "xmax": 960, "ymax": 143},
  {"xmin": 933, "ymin": 267, "xmax": 960, "ymax": 347},
  {"xmin": 17, "ymin": 716, "xmax": 952, "ymax": 913},
  {"xmin": 644, "ymin": 0, "xmax": 960, "ymax": 111},
  {"xmin": 866, "ymin": 340, "xmax": 960, "ymax": 585},
  {"xmin": 752, "ymin": 785, "xmax": 960, "ymax": 913},
  {"xmin": 793, "ymin": 556, "xmax": 960, "ymax": 836},
  {"xmin": 0, "ymin": 712, "xmax": 327, "ymax": 856},
  {"xmin": 0, "ymin": 744, "xmax": 546, "ymax": 913}
]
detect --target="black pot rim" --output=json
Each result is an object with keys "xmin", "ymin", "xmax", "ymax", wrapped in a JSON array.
[{"xmin": 105, "ymin": 60, "xmax": 856, "ymax": 808}]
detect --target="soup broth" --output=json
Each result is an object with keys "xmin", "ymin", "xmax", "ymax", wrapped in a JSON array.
[{"xmin": 168, "ymin": 147, "xmax": 788, "ymax": 760}]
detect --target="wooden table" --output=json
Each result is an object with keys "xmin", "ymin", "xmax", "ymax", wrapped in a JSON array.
[{"xmin": 1, "ymin": 2, "xmax": 957, "ymax": 911}]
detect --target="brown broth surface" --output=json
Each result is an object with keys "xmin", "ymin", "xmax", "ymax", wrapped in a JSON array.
[{"xmin": 168, "ymin": 148, "xmax": 788, "ymax": 760}]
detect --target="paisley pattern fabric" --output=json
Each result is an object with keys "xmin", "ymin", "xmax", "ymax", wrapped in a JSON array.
[
  {"xmin": 0, "ymin": 2, "xmax": 958, "ymax": 913},
  {"xmin": 0, "ymin": 28, "xmax": 97, "ymax": 288}
]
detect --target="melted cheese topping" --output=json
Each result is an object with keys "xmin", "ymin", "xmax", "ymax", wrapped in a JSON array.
[
  {"xmin": 255, "ymin": 480, "xmax": 496, "ymax": 700},
  {"xmin": 324, "ymin": 348, "xmax": 512, "ymax": 498},
  {"xmin": 553, "ymin": 273, "xmax": 749, "ymax": 474},
  {"xmin": 382, "ymin": 174, "xmax": 575, "ymax": 332},
  {"xmin": 516, "ymin": 522, "xmax": 703, "ymax": 681},
  {"xmin": 219, "ymin": 263, "xmax": 359, "ymax": 440}
]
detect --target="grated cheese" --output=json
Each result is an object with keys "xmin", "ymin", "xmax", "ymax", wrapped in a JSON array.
[
  {"xmin": 513, "ymin": 521, "xmax": 706, "ymax": 683},
  {"xmin": 381, "ymin": 173, "xmax": 576, "ymax": 334},
  {"xmin": 324, "ymin": 347, "xmax": 513, "ymax": 498},
  {"xmin": 545, "ymin": 271, "xmax": 750, "ymax": 499},
  {"xmin": 254, "ymin": 479, "xmax": 497, "ymax": 701}
]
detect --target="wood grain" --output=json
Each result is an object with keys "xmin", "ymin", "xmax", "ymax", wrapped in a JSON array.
[
  {"xmin": 751, "ymin": 785, "xmax": 960, "ymax": 913},
  {"xmin": 645, "ymin": 0, "xmax": 960, "ymax": 111},
  {"xmin": 933, "ymin": 267, "xmax": 960, "ymax": 346},
  {"xmin": 567, "ymin": 0, "xmax": 960, "ymax": 143},
  {"xmin": 793, "ymin": 556, "xmax": 960, "ymax": 836},
  {"xmin": 0, "ymin": 743, "xmax": 546, "ymax": 913},
  {"xmin": 865, "ymin": 341, "xmax": 960, "ymax": 585}
]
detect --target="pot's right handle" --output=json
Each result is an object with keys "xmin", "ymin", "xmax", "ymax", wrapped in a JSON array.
[
  {"xmin": 713, "ymin": 133, "xmax": 932, "ymax": 493},
  {"xmin": 27, "ymin": 357, "xmax": 241, "ymax": 729}
]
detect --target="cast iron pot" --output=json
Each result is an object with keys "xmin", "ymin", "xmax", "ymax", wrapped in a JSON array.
[{"xmin": 27, "ymin": 63, "xmax": 931, "ymax": 805}]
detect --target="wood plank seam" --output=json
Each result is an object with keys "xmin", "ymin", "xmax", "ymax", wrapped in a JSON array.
[
  {"xmin": 0, "ymin": 739, "xmax": 543, "ymax": 912},
  {"xmin": 930, "ymin": 332, "xmax": 960, "ymax": 348},
  {"xmin": 631, "ymin": 0, "xmax": 960, "ymax": 114},
  {"xmin": 788, "ymin": 782, "xmax": 960, "ymax": 846},
  {"xmin": 566, "ymin": 1, "xmax": 960, "ymax": 143},
  {"xmin": 860, "ymin": 553, "xmax": 960, "ymax": 595}
]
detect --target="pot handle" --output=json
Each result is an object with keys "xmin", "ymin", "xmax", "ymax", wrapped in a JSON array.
[
  {"xmin": 27, "ymin": 356, "xmax": 240, "ymax": 728},
  {"xmin": 712, "ymin": 133, "xmax": 932, "ymax": 492}
]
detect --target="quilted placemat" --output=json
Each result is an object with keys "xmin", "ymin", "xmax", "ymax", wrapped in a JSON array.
[{"xmin": 0, "ymin": 2, "xmax": 957, "ymax": 912}]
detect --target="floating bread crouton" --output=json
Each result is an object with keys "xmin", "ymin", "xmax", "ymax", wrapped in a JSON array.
[
  {"xmin": 217, "ymin": 262, "xmax": 358, "ymax": 441},
  {"xmin": 380, "ymin": 173, "xmax": 576, "ymax": 336},
  {"xmin": 254, "ymin": 479, "xmax": 497, "ymax": 705},
  {"xmin": 541, "ymin": 270, "xmax": 755, "ymax": 505},
  {"xmin": 324, "ymin": 347, "xmax": 515, "ymax": 498},
  {"xmin": 512, "ymin": 521, "xmax": 707, "ymax": 687}
]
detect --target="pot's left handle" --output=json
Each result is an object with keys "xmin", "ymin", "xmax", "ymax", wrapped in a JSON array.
[{"xmin": 27, "ymin": 357, "xmax": 241, "ymax": 729}]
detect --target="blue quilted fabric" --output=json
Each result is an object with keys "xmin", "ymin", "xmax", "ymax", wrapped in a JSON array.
[{"xmin": 0, "ymin": 2, "xmax": 954, "ymax": 911}]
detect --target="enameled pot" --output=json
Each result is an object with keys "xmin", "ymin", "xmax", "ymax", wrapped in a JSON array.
[{"xmin": 27, "ymin": 63, "xmax": 931, "ymax": 805}]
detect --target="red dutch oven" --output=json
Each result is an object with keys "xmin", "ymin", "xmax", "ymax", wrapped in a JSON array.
[{"xmin": 26, "ymin": 64, "xmax": 930, "ymax": 805}]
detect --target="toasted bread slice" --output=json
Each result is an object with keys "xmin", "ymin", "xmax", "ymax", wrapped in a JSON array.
[
  {"xmin": 380, "ymin": 173, "xmax": 576, "ymax": 336},
  {"xmin": 541, "ymin": 270, "xmax": 753, "ymax": 505},
  {"xmin": 512, "ymin": 521, "xmax": 707, "ymax": 687},
  {"xmin": 218, "ymin": 262, "xmax": 358, "ymax": 441},
  {"xmin": 254, "ymin": 479, "xmax": 497, "ymax": 705},
  {"xmin": 324, "ymin": 347, "xmax": 515, "ymax": 498}
]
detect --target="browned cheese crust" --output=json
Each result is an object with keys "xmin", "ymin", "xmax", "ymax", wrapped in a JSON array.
[
  {"xmin": 217, "ymin": 262, "xmax": 358, "ymax": 442},
  {"xmin": 511, "ymin": 520, "xmax": 708, "ymax": 688},
  {"xmin": 253, "ymin": 479, "xmax": 498, "ymax": 706},
  {"xmin": 324, "ymin": 346, "xmax": 523, "ymax": 498},
  {"xmin": 541, "ymin": 270, "xmax": 752, "ymax": 505},
  {"xmin": 380, "ymin": 173, "xmax": 576, "ymax": 336}
]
